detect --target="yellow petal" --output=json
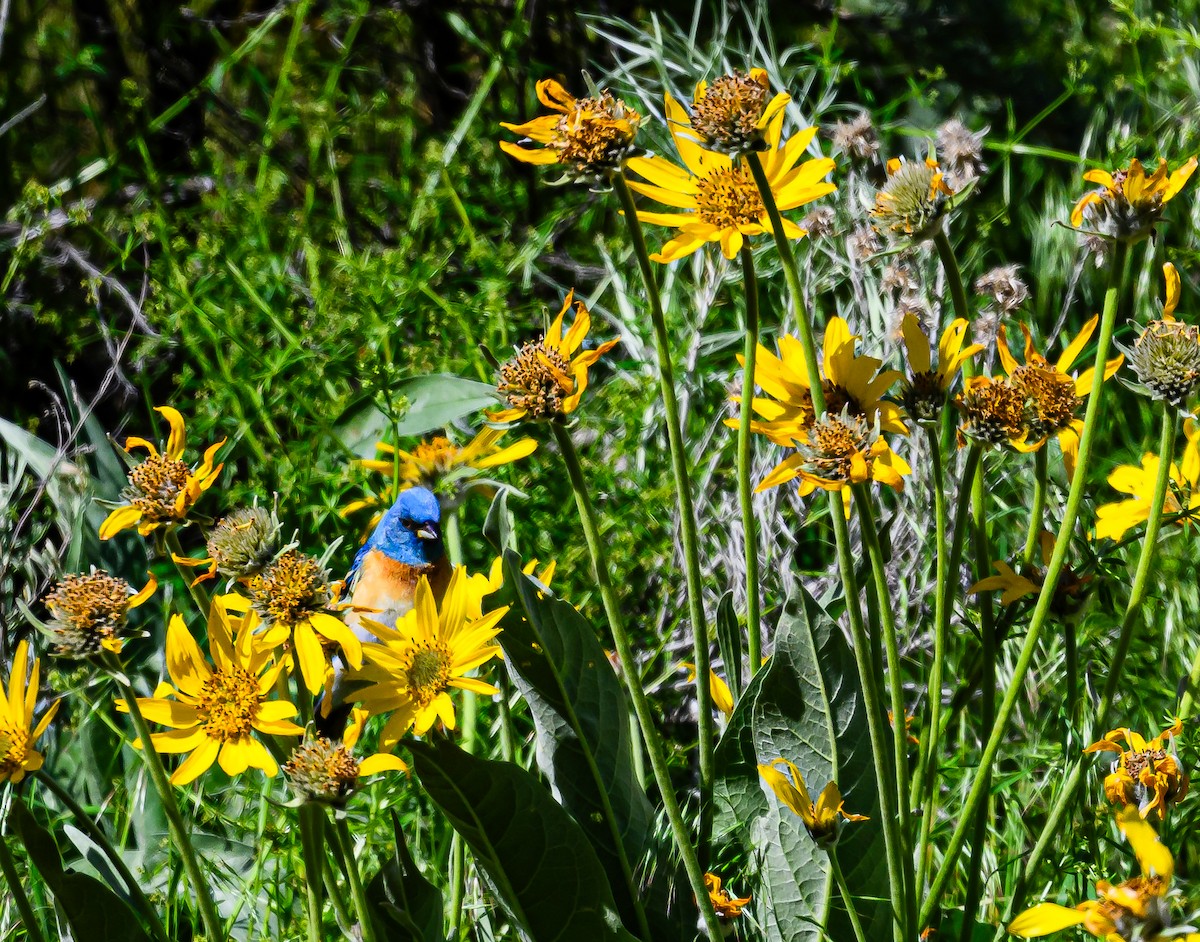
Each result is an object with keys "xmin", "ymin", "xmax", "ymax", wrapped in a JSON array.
[
  {"xmin": 1007, "ymin": 903, "xmax": 1087, "ymax": 937},
  {"xmin": 99, "ymin": 505, "xmax": 143, "ymax": 541},
  {"xmin": 169, "ymin": 736, "xmax": 220, "ymax": 786},
  {"xmin": 293, "ymin": 623, "xmax": 330, "ymax": 695},
  {"xmin": 1118, "ymin": 805, "xmax": 1174, "ymax": 879},
  {"xmin": 1163, "ymin": 263, "xmax": 1181, "ymax": 318},
  {"xmin": 155, "ymin": 406, "xmax": 187, "ymax": 461},
  {"xmin": 358, "ymin": 753, "xmax": 409, "ymax": 776},
  {"xmin": 165, "ymin": 614, "xmax": 212, "ymax": 697}
]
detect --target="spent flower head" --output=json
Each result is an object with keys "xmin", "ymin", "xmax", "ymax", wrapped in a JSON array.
[
  {"xmin": 100, "ymin": 406, "xmax": 225, "ymax": 540},
  {"xmin": 937, "ymin": 118, "xmax": 988, "ymax": 189},
  {"xmin": 800, "ymin": 206, "xmax": 836, "ymax": 239},
  {"xmin": 283, "ymin": 712, "xmax": 406, "ymax": 806},
  {"xmin": 44, "ymin": 569, "xmax": 157, "ymax": 658},
  {"xmin": 956, "ymin": 375, "xmax": 1030, "ymax": 449},
  {"xmin": 828, "ymin": 112, "xmax": 880, "ymax": 165},
  {"xmin": 1071, "ymin": 156, "xmax": 1198, "ymax": 243},
  {"xmin": 1085, "ymin": 720, "xmax": 1188, "ymax": 820},
  {"xmin": 704, "ymin": 873, "xmax": 751, "ymax": 920},
  {"xmin": 1123, "ymin": 264, "xmax": 1200, "ymax": 408},
  {"xmin": 499, "ymin": 79, "xmax": 641, "ymax": 186},
  {"xmin": 683, "ymin": 68, "xmax": 791, "ymax": 156},
  {"xmin": 174, "ymin": 505, "xmax": 283, "ymax": 587},
  {"xmin": 974, "ymin": 264, "xmax": 1029, "ymax": 315},
  {"xmin": 871, "ymin": 157, "xmax": 955, "ymax": 242}
]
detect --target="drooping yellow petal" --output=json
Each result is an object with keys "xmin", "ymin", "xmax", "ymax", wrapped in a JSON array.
[
  {"xmin": 1007, "ymin": 903, "xmax": 1088, "ymax": 937},
  {"xmin": 99, "ymin": 505, "xmax": 144, "ymax": 541},
  {"xmin": 170, "ymin": 737, "xmax": 221, "ymax": 785},
  {"xmin": 155, "ymin": 406, "xmax": 187, "ymax": 460}
]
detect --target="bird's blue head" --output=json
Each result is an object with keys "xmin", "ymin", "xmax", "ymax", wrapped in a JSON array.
[{"xmin": 370, "ymin": 487, "xmax": 444, "ymax": 565}]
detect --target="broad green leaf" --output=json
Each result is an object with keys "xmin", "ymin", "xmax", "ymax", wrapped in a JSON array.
[
  {"xmin": 8, "ymin": 800, "xmax": 152, "ymax": 942},
  {"xmin": 496, "ymin": 553, "xmax": 695, "ymax": 940},
  {"xmin": 366, "ymin": 811, "xmax": 445, "ymax": 942},
  {"xmin": 713, "ymin": 587, "xmax": 887, "ymax": 941},
  {"xmin": 392, "ymin": 374, "xmax": 500, "ymax": 437},
  {"xmin": 410, "ymin": 736, "xmax": 638, "ymax": 942}
]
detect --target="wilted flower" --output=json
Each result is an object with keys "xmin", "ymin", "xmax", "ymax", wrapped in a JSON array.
[
  {"xmin": 283, "ymin": 710, "xmax": 407, "ymax": 806},
  {"xmin": 974, "ymin": 264, "xmax": 1029, "ymax": 314},
  {"xmin": 1070, "ymin": 156, "xmax": 1197, "ymax": 243},
  {"xmin": 491, "ymin": 291, "xmax": 618, "ymax": 423},
  {"xmin": 499, "ymin": 79, "xmax": 641, "ymax": 185},
  {"xmin": 682, "ymin": 662, "xmax": 734, "ymax": 717},
  {"xmin": 1124, "ymin": 264, "xmax": 1200, "ymax": 408},
  {"xmin": 847, "ymin": 224, "xmax": 881, "ymax": 261},
  {"xmin": 970, "ymin": 531, "xmax": 1091, "ymax": 617},
  {"xmin": 828, "ymin": 112, "xmax": 880, "ymax": 164},
  {"xmin": 758, "ymin": 758, "xmax": 867, "ymax": 846},
  {"xmin": 871, "ymin": 157, "xmax": 955, "ymax": 242},
  {"xmin": 99, "ymin": 406, "xmax": 225, "ymax": 540},
  {"xmin": 704, "ymin": 872, "xmax": 751, "ymax": 919},
  {"xmin": 174, "ymin": 505, "xmax": 282, "ymax": 586},
  {"xmin": 683, "ymin": 68, "xmax": 791, "ymax": 156},
  {"xmin": 0, "ymin": 641, "xmax": 60, "ymax": 784},
  {"xmin": 800, "ymin": 206, "xmax": 836, "ymax": 239},
  {"xmin": 1095, "ymin": 419, "xmax": 1200, "ymax": 541},
  {"xmin": 44, "ymin": 570, "xmax": 157, "ymax": 657},
  {"xmin": 937, "ymin": 118, "xmax": 988, "ymax": 189},
  {"xmin": 1085, "ymin": 721, "xmax": 1188, "ymax": 820}
]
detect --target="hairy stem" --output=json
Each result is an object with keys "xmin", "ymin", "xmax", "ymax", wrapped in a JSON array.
[
  {"xmin": 738, "ymin": 245, "xmax": 763, "ymax": 675},
  {"xmin": 331, "ymin": 815, "xmax": 378, "ymax": 942}
]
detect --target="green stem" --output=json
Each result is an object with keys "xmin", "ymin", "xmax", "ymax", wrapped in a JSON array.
[
  {"xmin": 165, "ymin": 530, "xmax": 211, "ymax": 617},
  {"xmin": 613, "ymin": 172, "xmax": 714, "ymax": 853},
  {"xmin": 1064, "ymin": 621, "xmax": 1079, "ymax": 726},
  {"xmin": 108, "ymin": 657, "xmax": 224, "ymax": 940},
  {"xmin": 0, "ymin": 824, "xmax": 47, "ymax": 942},
  {"xmin": 551, "ymin": 422, "xmax": 723, "ymax": 940},
  {"xmin": 914, "ymin": 442, "xmax": 981, "ymax": 896},
  {"xmin": 745, "ymin": 150, "xmax": 907, "ymax": 941},
  {"xmin": 738, "ymin": 245, "xmax": 763, "ymax": 676},
  {"xmin": 35, "ymin": 771, "xmax": 169, "ymax": 942},
  {"xmin": 445, "ymin": 500, "xmax": 473, "ymax": 939},
  {"xmin": 828, "ymin": 846, "xmax": 870, "ymax": 942},
  {"xmin": 299, "ymin": 805, "xmax": 325, "ymax": 942},
  {"xmin": 1023, "ymin": 448, "xmax": 1049, "ymax": 566},
  {"xmin": 1010, "ymin": 407, "xmax": 1177, "ymax": 911},
  {"xmin": 331, "ymin": 816, "xmax": 377, "ymax": 942},
  {"xmin": 1181, "ymin": 645, "xmax": 1200, "ymax": 720},
  {"xmin": 933, "ymin": 229, "xmax": 971, "ymax": 327},
  {"xmin": 920, "ymin": 239, "xmax": 1130, "ymax": 928}
]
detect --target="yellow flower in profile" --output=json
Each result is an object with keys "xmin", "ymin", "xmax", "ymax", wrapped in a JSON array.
[
  {"xmin": 1008, "ymin": 807, "xmax": 1176, "ymax": 939},
  {"xmin": 349, "ymin": 567, "xmax": 509, "ymax": 748},
  {"xmin": 680, "ymin": 68, "xmax": 791, "ymax": 156},
  {"xmin": 117, "ymin": 606, "xmax": 303, "ymax": 785},
  {"xmin": 970, "ymin": 561, "xmax": 1039, "ymax": 606},
  {"xmin": 997, "ymin": 319, "xmax": 1123, "ymax": 476},
  {"xmin": 100, "ymin": 406, "xmax": 225, "ymax": 540},
  {"xmin": 871, "ymin": 157, "xmax": 955, "ymax": 242},
  {"xmin": 467, "ymin": 557, "xmax": 555, "ymax": 617},
  {"xmin": 491, "ymin": 290, "xmax": 619, "ymax": 424},
  {"xmin": 1084, "ymin": 721, "xmax": 1188, "ymax": 820},
  {"xmin": 682, "ymin": 663, "xmax": 734, "ymax": 717},
  {"xmin": 704, "ymin": 872, "xmax": 751, "ymax": 919},
  {"xmin": 499, "ymin": 79, "xmax": 641, "ymax": 184},
  {"xmin": 1070, "ymin": 156, "xmax": 1197, "ymax": 242},
  {"xmin": 899, "ymin": 314, "xmax": 984, "ymax": 423},
  {"xmin": 757, "ymin": 758, "xmax": 866, "ymax": 846},
  {"xmin": 1095, "ymin": 419, "xmax": 1200, "ymax": 541},
  {"xmin": 44, "ymin": 570, "xmax": 157, "ymax": 657},
  {"xmin": 625, "ymin": 93, "xmax": 835, "ymax": 261},
  {"xmin": 971, "ymin": 531, "xmax": 1091, "ymax": 615},
  {"xmin": 282, "ymin": 709, "xmax": 408, "ymax": 806},
  {"xmin": 0, "ymin": 641, "xmax": 60, "ymax": 784}
]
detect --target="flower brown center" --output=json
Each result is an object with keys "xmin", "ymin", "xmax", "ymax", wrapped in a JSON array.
[
  {"xmin": 694, "ymin": 163, "xmax": 764, "ymax": 229},
  {"xmin": 197, "ymin": 667, "xmax": 261, "ymax": 742},
  {"xmin": 46, "ymin": 572, "xmax": 132, "ymax": 654},
  {"xmin": 127, "ymin": 455, "xmax": 191, "ymax": 522},
  {"xmin": 800, "ymin": 412, "xmax": 873, "ymax": 482},
  {"xmin": 498, "ymin": 341, "xmax": 573, "ymax": 419},
  {"xmin": 553, "ymin": 93, "xmax": 640, "ymax": 174},
  {"xmin": 1011, "ymin": 364, "xmax": 1081, "ymax": 436},
  {"xmin": 689, "ymin": 71, "xmax": 769, "ymax": 152},
  {"xmin": 959, "ymin": 378, "xmax": 1027, "ymax": 445},
  {"xmin": 249, "ymin": 550, "xmax": 330, "ymax": 627}
]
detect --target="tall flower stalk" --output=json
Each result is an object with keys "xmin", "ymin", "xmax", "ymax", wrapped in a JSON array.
[{"xmin": 738, "ymin": 245, "xmax": 763, "ymax": 671}]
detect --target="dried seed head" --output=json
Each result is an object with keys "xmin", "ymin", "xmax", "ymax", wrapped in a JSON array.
[
  {"xmin": 1126, "ymin": 319, "xmax": 1200, "ymax": 407},
  {"xmin": 796, "ymin": 411, "xmax": 875, "ymax": 484},
  {"xmin": 871, "ymin": 160, "xmax": 953, "ymax": 242},
  {"xmin": 800, "ymin": 206, "xmax": 836, "ymax": 239},
  {"xmin": 957, "ymin": 377, "xmax": 1026, "ymax": 447},
  {"xmin": 498, "ymin": 341, "xmax": 574, "ymax": 420},
  {"xmin": 553, "ymin": 92, "xmax": 642, "ymax": 184},
  {"xmin": 847, "ymin": 224, "xmax": 881, "ymax": 262},
  {"xmin": 936, "ymin": 119, "xmax": 987, "ymax": 189},
  {"xmin": 689, "ymin": 70, "xmax": 773, "ymax": 155},
  {"xmin": 45, "ymin": 571, "xmax": 139, "ymax": 657},
  {"xmin": 125, "ymin": 454, "xmax": 191, "ymax": 525},
  {"xmin": 901, "ymin": 371, "xmax": 946, "ymax": 424},
  {"xmin": 1010, "ymin": 364, "xmax": 1081, "ymax": 438},
  {"xmin": 247, "ymin": 550, "xmax": 332, "ymax": 627},
  {"xmin": 828, "ymin": 113, "xmax": 879, "ymax": 164},
  {"xmin": 974, "ymin": 265, "xmax": 1028, "ymax": 314},
  {"xmin": 283, "ymin": 737, "xmax": 361, "ymax": 805},
  {"xmin": 881, "ymin": 262, "xmax": 919, "ymax": 297},
  {"xmin": 207, "ymin": 506, "xmax": 280, "ymax": 581}
]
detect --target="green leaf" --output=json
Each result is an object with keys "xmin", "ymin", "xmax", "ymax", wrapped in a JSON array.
[
  {"xmin": 8, "ymin": 800, "xmax": 152, "ymax": 942},
  {"xmin": 712, "ymin": 587, "xmax": 887, "ymax": 941},
  {"xmin": 366, "ymin": 811, "xmax": 444, "ymax": 942},
  {"xmin": 392, "ymin": 374, "xmax": 500, "ymax": 437},
  {"xmin": 496, "ymin": 553, "xmax": 694, "ymax": 940},
  {"xmin": 715, "ymin": 590, "xmax": 743, "ymax": 700},
  {"xmin": 410, "ymin": 736, "xmax": 638, "ymax": 942}
]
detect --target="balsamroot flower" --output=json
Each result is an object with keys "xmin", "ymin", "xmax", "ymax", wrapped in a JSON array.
[
  {"xmin": 1085, "ymin": 721, "xmax": 1188, "ymax": 820},
  {"xmin": 681, "ymin": 68, "xmax": 791, "ymax": 156},
  {"xmin": 349, "ymin": 568, "xmax": 509, "ymax": 747},
  {"xmin": 1070, "ymin": 156, "xmax": 1197, "ymax": 242},
  {"xmin": 0, "ymin": 641, "xmax": 60, "ymax": 784},
  {"xmin": 491, "ymin": 291, "xmax": 618, "ymax": 423},
  {"xmin": 704, "ymin": 873, "xmax": 751, "ymax": 919},
  {"xmin": 1008, "ymin": 808, "xmax": 1177, "ymax": 939},
  {"xmin": 758, "ymin": 758, "xmax": 866, "ymax": 846},
  {"xmin": 900, "ymin": 314, "xmax": 984, "ymax": 423},
  {"xmin": 499, "ymin": 79, "xmax": 641, "ymax": 185},
  {"xmin": 871, "ymin": 157, "xmax": 954, "ymax": 242},
  {"xmin": 1124, "ymin": 264, "xmax": 1200, "ymax": 408},
  {"xmin": 118, "ymin": 607, "xmax": 303, "ymax": 785},
  {"xmin": 1095, "ymin": 419, "xmax": 1200, "ymax": 541},
  {"xmin": 625, "ymin": 93, "xmax": 835, "ymax": 261},
  {"xmin": 100, "ymin": 406, "xmax": 225, "ymax": 540},
  {"xmin": 44, "ymin": 570, "xmax": 157, "ymax": 657},
  {"xmin": 970, "ymin": 531, "xmax": 1091, "ymax": 617},
  {"xmin": 174, "ymin": 505, "xmax": 282, "ymax": 586},
  {"xmin": 956, "ymin": 375, "xmax": 1030, "ymax": 449},
  {"xmin": 283, "ymin": 709, "xmax": 407, "ymax": 806}
]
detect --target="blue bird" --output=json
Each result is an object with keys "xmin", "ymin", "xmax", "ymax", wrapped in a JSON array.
[{"xmin": 316, "ymin": 486, "xmax": 451, "ymax": 736}]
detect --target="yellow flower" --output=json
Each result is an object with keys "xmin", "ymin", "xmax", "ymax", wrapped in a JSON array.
[
  {"xmin": 499, "ymin": 79, "xmax": 641, "ymax": 183},
  {"xmin": 871, "ymin": 157, "xmax": 955, "ymax": 241},
  {"xmin": 625, "ymin": 93, "xmax": 835, "ymax": 261},
  {"xmin": 970, "ymin": 561, "xmax": 1040, "ymax": 606},
  {"xmin": 100, "ymin": 406, "xmax": 226, "ymax": 540},
  {"xmin": 0, "ymin": 640, "xmax": 60, "ymax": 785},
  {"xmin": 757, "ymin": 758, "xmax": 866, "ymax": 846},
  {"xmin": 704, "ymin": 872, "xmax": 751, "ymax": 919},
  {"xmin": 348, "ymin": 567, "xmax": 509, "ymax": 747},
  {"xmin": 970, "ymin": 531, "xmax": 1091, "ymax": 615},
  {"xmin": 44, "ymin": 570, "xmax": 157, "ymax": 657},
  {"xmin": 1095, "ymin": 419, "xmax": 1200, "ymax": 541},
  {"xmin": 1070, "ymin": 156, "xmax": 1197, "ymax": 242},
  {"xmin": 955, "ymin": 374, "xmax": 1031, "ymax": 450},
  {"xmin": 282, "ymin": 708, "xmax": 407, "ymax": 806},
  {"xmin": 682, "ymin": 663, "xmax": 734, "ymax": 717},
  {"xmin": 117, "ymin": 605, "xmax": 303, "ymax": 785},
  {"xmin": 491, "ymin": 290, "xmax": 618, "ymax": 424},
  {"xmin": 1008, "ymin": 807, "xmax": 1176, "ymax": 939},
  {"xmin": 900, "ymin": 314, "xmax": 984, "ymax": 422},
  {"xmin": 996, "ymin": 319, "xmax": 1123, "ymax": 476},
  {"xmin": 1125, "ymin": 263, "xmax": 1200, "ymax": 407},
  {"xmin": 1084, "ymin": 721, "xmax": 1188, "ymax": 820},
  {"xmin": 173, "ymin": 505, "xmax": 281, "ymax": 587},
  {"xmin": 466, "ymin": 556, "xmax": 555, "ymax": 617},
  {"xmin": 680, "ymin": 68, "xmax": 791, "ymax": 156}
]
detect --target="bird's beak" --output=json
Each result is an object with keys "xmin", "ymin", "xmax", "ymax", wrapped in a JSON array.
[{"xmin": 416, "ymin": 524, "xmax": 440, "ymax": 542}]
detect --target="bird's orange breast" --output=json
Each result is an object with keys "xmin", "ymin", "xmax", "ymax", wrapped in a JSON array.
[{"xmin": 348, "ymin": 550, "xmax": 447, "ymax": 630}]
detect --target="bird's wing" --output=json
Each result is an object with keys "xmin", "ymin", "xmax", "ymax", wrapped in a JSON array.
[{"xmin": 341, "ymin": 540, "xmax": 373, "ymax": 600}]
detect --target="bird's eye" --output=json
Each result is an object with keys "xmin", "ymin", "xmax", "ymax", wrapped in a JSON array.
[{"xmin": 399, "ymin": 517, "xmax": 417, "ymax": 530}]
